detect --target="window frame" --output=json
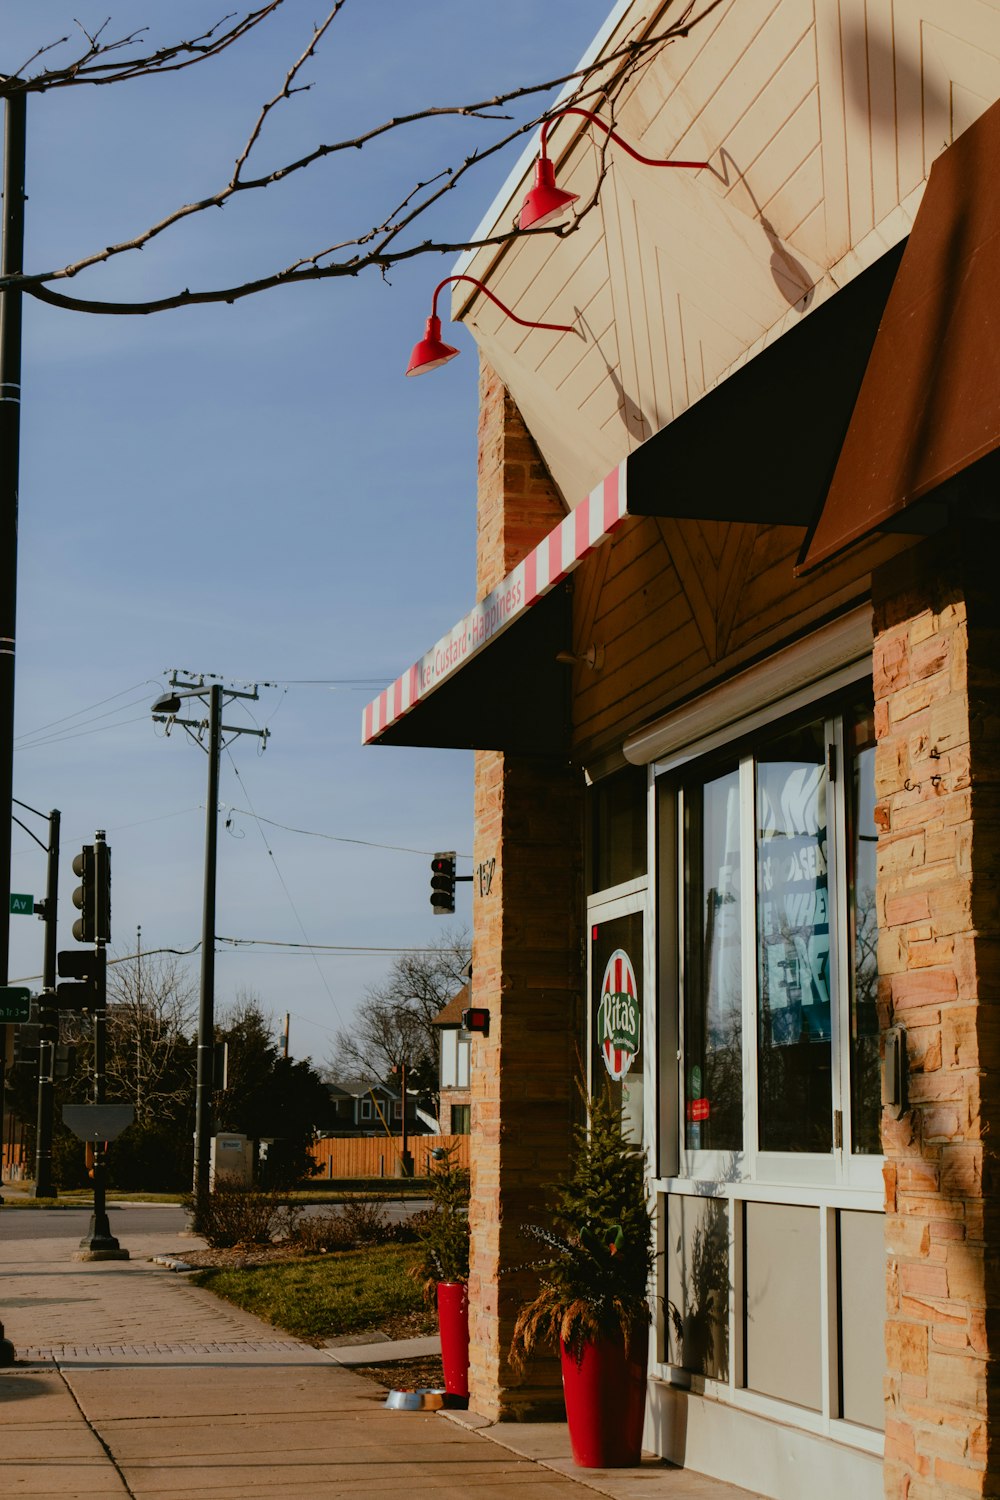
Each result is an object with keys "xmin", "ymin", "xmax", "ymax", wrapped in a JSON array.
[{"xmin": 655, "ymin": 663, "xmax": 883, "ymax": 1195}]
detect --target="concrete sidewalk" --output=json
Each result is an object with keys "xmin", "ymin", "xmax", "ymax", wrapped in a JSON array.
[{"xmin": 0, "ymin": 1202, "xmax": 763, "ymax": 1499}]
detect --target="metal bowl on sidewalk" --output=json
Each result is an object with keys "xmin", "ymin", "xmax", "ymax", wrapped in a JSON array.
[{"xmin": 385, "ymin": 1388, "xmax": 447, "ymax": 1410}]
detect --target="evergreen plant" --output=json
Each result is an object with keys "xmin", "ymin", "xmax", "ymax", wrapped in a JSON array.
[{"xmin": 511, "ymin": 1087, "xmax": 653, "ymax": 1364}]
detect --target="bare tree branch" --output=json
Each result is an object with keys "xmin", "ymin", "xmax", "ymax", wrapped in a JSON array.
[
  {"xmin": 2, "ymin": 0, "xmax": 725, "ymax": 316},
  {"xmin": 1, "ymin": 5, "xmax": 288, "ymax": 94}
]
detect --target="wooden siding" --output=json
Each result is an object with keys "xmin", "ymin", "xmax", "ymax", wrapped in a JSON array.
[
  {"xmin": 571, "ymin": 514, "xmax": 912, "ymax": 764},
  {"xmin": 455, "ymin": 0, "xmax": 1000, "ymax": 517},
  {"xmin": 309, "ymin": 1133, "xmax": 470, "ymax": 1180}
]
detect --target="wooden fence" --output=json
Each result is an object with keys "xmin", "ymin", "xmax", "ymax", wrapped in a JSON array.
[
  {"xmin": 309, "ymin": 1133, "xmax": 469, "ymax": 1179},
  {"xmin": 2, "ymin": 1141, "xmax": 27, "ymax": 1175}
]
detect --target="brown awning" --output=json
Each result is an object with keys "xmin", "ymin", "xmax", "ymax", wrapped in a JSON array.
[
  {"xmin": 627, "ymin": 241, "xmax": 904, "ymax": 529},
  {"xmin": 799, "ymin": 96, "xmax": 1000, "ymax": 573}
]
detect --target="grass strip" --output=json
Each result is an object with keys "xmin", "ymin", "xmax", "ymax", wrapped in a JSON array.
[{"xmin": 191, "ymin": 1243, "xmax": 435, "ymax": 1343}]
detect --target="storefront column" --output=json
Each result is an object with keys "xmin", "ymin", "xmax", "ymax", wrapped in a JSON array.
[
  {"xmin": 469, "ymin": 750, "xmax": 584, "ymax": 1418},
  {"xmin": 873, "ymin": 524, "xmax": 1000, "ymax": 1499},
  {"xmin": 467, "ymin": 358, "xmax": 585, "ymax": 1418}
]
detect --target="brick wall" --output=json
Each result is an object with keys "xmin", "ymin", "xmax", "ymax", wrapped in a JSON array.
[
  {"xmin": 874, "ymin": 525, "xmax": 1000, "ymax": 1499},
  {"xmin": 469, "ymin": 358, "xmax": 585, "ymax": 1418}
]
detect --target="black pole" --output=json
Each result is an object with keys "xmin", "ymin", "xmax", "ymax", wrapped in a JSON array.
[
  {"xmin": 399, "ymin": 1058, "xmax": 413, "ymax": 1178},
  {"xmin": 193, "ymin": 683, "xmax": 222, "ymax": 1200},
  {"xmin": 0, "ymin": 86, "xmax": 25, "ymax": 1365},
  {"xmin": 31, "ymin": 807, "xmax": 59, "ymax": 1197},
  {"xmin": 79, "ymin": 831, "xmax": 122, "ymax": 1257},
  {"xmin": 0, "ymin": 91, "xmax": 25, "ymax": 1185}
]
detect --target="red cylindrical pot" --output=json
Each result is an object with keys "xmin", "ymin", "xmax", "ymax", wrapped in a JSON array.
[
  {"xmin": 437, "ymin": 1280, "xmax": 470, "ymax": 1398},
  {"xmin": 559, "ymin": 1321, "xmax": 649, "ymax": 1468}
]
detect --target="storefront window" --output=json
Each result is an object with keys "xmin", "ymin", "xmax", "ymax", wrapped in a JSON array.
[
  {"xmin": 668, "ymin": 689, "xmax": 880, "ymax": 1172},
  {"xmin": 756, "ymin": 719, "xmax": 832, "ymax": 1155},
  {"xmin": 849, "ymin": 706, "xmax": 880, "ymax": 1154},
  {"xmin": 683, "ymin": 766, "xmax": 743, "ymax": 1150},
  {"xmin": 590, "ymin": 767, "xmax": 647, "ymax": 892}
]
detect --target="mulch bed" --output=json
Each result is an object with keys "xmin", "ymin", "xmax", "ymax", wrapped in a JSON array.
[{"xmin": 173, "ymin": 1243, "xmax": 311, "ymax": 1271}]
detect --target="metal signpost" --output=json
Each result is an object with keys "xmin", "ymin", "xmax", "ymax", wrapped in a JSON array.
[
  {"xmin": 0, "ymin": 986, "xmax": 29, "ymax": 1023},
  {"xmin": 62, "ymin": 1102, "xmax": 133, "ymax": 1261}
]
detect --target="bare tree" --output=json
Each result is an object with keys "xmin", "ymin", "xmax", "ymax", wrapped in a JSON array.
[
  {"xmin": 1, "ymin": 1, "xmax": 723, "ymax": 316},
  {"xmin": 62, "ymin": 952, "xmax": 197, "ymax": 1126},
  {"xmin": 329, "ymin": 928, "xmax": 470, "ymax": 1102}
]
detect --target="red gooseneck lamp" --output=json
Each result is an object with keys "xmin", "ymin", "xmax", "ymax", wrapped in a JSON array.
[
  {"xmin": 517, "ymin": 107, "xmax": 710, "ymax": 230},
  {"xmin": 406, "ymin": 274, "xmax": 576, "ymax": 376}
]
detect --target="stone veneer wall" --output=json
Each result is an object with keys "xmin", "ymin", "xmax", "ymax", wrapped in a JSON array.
[
  {"xmin": 874, "ymin": 526, "xmax": 1000, "ymax": 1498},
  {"xmin": 468, "ymin": 358, "xmax": 585, "ymax": 1418}
]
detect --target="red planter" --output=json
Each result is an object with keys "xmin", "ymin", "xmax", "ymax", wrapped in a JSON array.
[
  {"xmin": 436, "ymin": 1280, "xmax": 469, "ymax": 1399},
  {"xmin": 559, "ymin": 1321, "xmax": 649, "ymax": 1468}
]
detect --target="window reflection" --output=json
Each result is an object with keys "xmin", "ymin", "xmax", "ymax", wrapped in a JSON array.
[
  {"xmin": 849, "ymin": 705, "xmax": 880, "ymax": 1154},
  {"xmin": 756, "ymin": 721, "xmax": 832, "ymax": 1154},
  {"xmin": 683, "ymin": 768, "xmax": 743, "ymax": 1150}
]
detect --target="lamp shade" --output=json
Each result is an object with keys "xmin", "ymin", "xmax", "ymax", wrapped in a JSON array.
[
  {"xmin": 517, "ymin": 155, "xmax": 579, "ymax": 231},
  {"xmin": 406, "ymin": 315, "xmax": 460, "ymax": 377}
]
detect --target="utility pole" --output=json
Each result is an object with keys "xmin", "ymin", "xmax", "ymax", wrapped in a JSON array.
[
  {"xmin": 32, "ymin": 807, "xmax": 59, "ymax": 1198},
  {"xmin": 0, "ymin": 89, "xmax": 26, "ymax": 1243},
  {"xmin": 151, "ymin": 673, "xmax": 269, "ymax": 1200},
  {"xmin": 198, "ymin": 680, "xmax": 222, "ymax": 1203},
  {"xmin": 10, "ymin": 799, "xmax": 60, "ymax": 1198}
]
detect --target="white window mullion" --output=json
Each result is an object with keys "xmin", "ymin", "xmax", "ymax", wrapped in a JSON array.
[
  {"xmin": 739, "ymin": 755, "xmax": 759, "ymax": 1178},
  {"xmin": 828, "ymin": 713, "xmax": 849, "ymax": 1186},
  {"xmin": 820, "ymin": 1205, "xmax": 840, "ymax": 1423}
]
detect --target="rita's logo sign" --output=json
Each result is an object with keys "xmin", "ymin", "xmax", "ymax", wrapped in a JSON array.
[{"xmin": 599, "ymin": 949, "xmax": 640, "ymax": 1081}]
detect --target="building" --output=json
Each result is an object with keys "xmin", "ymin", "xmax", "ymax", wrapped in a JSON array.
[
  {"xmin": 432, "ymin": 984, "xmax": 473, "ymax": 1135},
  {"xmin": 324, "ymin": 1079, "xmax": 432, "ymax": 1137},
  {"xmin": 364, "ymin": 4, "xmax": 1000, "ymax": 1497}
]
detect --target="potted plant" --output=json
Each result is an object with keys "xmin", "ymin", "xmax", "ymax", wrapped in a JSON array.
[
  {"xmin": 414, "ymin": 1145, "xmax": 471, "ymax": 1400},
  {"xmin": 511, "ymin": 1088, "xmax": 654, "ymax": 1468}
]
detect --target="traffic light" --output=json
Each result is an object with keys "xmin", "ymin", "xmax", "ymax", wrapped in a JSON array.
[
  {"xmin": 56, "ymin": 947, "xmax": 107, "ymax": 1012},
  {"xmin": 13, "ymin": 1024, "xmax": 40, "ymax": 1069},
  {"xmin": 430, "ymin": 851, "xmax": 456, "ymax": 915},
  {"xmin": 71, "ymin": 838, "xmax": 111, "ymax": 944}
]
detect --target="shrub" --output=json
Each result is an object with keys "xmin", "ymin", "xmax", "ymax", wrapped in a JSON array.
[
  {"xmin": 289, "ymin": 1196, "xmax": 391, "ymax": 1253},
  {"xmin": 108, "ymin": 1121, "xmax": 192, "ymax": 1192},
  {"xmin": 412, "ymin": 1146, "xmax": 470, "ymax": 1298},
  {"xmin": 51, "ymin": 1129, "xmax": 89, "ymax": 1190},
  {"xmin": 186, "ymin": 1183, "xmax": 295, "ymax": 1248}
]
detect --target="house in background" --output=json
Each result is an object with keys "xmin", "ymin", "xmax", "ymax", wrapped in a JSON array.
[
  {"xmin": 432, "ymin": 985, "xmax": 472, "ymax": 1136},
  {"xmin": 363, "ymin": 1, "xmax": 1000, "ymax": 1496},
  {"xmin": 324, "ymin": 1078, "xmax": 435, "ymax": 1138}
]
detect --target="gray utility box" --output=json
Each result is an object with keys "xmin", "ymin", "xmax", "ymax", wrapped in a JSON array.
[{"xmin": 210, "ymin": 1132, "xmax": 253, "ymax": 1188}]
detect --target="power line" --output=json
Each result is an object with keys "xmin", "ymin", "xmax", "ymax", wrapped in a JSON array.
[
  {"xmin": 224, "ymin": 749, "xmax": 348, "ymax": 1032},
  {"xmin": 217, "ymin": 937, "xmax": 454, "ymax": 953},
  {"xmin": 13, "ymin": 680, "xmax": 155, "ymax": 742},
  {"xmin": 222, "ymin": 804, "xmax": 470, "ymax": 859},
  {"xmin": 10, "ymin": 937, "xmax": 452, "ymax": 985},
  {"xmin": 13, "ymin": 710, "xmax": 151, "ymax": 752}
]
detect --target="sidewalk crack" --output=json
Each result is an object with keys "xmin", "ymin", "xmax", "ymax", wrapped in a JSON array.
[{"xmin": 54, "ymin": 1363, "xmax": 137, "ymax": 1499}]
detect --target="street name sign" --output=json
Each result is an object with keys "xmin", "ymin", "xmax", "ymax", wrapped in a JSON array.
[
  {"xmin": 9, "ymin": 893, "xmax": 33, "ymax": 916},
  {"xmin": 62, "ymin": 1105, "xmax": 134, "ymax": 1143},
  {"xmin": 0, "ymin": 987, "xmax": 31, "ymax": 1022}
]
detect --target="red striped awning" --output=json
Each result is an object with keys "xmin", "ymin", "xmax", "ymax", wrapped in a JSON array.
[{"xmin": 362, "ymin": 463, "xmax": 627, "ymax": 746}]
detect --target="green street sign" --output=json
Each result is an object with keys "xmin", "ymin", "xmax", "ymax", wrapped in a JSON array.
[
  {"xmin": 9, "ymin": 893, "xmax": 34, "ymax": 916},
  {"xmin": 0, "ymin": 987, "xmax": 31, "ymax": 1023}
]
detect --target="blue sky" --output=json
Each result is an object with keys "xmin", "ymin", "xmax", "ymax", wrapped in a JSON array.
[{"xmin": 6, "ymin": 1, "xmax": 612, "ymax": 1067}]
